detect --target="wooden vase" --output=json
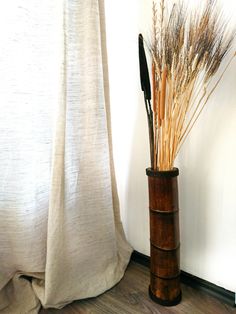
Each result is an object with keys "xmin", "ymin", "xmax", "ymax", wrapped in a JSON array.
[{"xmin": 146, "ymin": 167, "xmax": 182, "ymax": 306}]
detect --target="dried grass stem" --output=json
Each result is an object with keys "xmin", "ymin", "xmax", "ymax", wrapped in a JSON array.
[{"xmin": 148, "ymin": 0, "xmax": 235, "ymax": 170}]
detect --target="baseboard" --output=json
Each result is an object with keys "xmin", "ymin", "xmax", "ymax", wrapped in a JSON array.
[{"xmin": 131, "ymin": 250, "xmax": 235, "ymax": 307}]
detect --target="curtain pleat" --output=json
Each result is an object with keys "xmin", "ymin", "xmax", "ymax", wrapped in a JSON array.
[{"xmin": 0, "ymin": 1, "xmax": 132, "ymax": 312}]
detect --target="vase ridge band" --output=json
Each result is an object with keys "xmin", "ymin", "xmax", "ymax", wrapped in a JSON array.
[
  {"xmin": 146, "ymin": 167, "xmax": 179, "ymax": 177},
  {"xmin": 150, "ymin": 271, "xmax": 181, "ymax": 280},
  {"xmin": 150, "ymin": 242, "xmax": 180, "ymax": 251},
  {"xmin": 149, "ymin": 208, "xmax": 179, "ymax": 214}
]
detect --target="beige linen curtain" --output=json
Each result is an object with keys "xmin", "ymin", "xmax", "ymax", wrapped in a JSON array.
[{"xmin": 0, "ymin": 0, "xmax": 132, "ymax": 312}]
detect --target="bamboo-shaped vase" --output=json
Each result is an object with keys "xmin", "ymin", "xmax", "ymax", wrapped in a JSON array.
[{"xmin": 146, "ymin": 167, "xmax": 182, "ymax": 306}]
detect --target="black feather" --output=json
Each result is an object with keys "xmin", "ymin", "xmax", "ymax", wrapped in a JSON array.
[{"xmin": 139, "ymin": 34, "xmax": 151, "ymax": 100}]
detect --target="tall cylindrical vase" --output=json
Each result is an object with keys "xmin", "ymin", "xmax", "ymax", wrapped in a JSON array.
[{"xmin": 146, "ymin": 167, "xmax": 181, "ymax": 306}]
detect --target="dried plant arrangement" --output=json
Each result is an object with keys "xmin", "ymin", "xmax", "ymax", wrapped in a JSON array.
[{"xmin": 139, "ymin": 0, "xmax": 235, "ymax": 171}]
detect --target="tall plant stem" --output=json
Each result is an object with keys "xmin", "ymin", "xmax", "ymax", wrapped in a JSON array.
[{"xmin": 145, "ymin": 97, "xmax": 154, "ymax": 169}]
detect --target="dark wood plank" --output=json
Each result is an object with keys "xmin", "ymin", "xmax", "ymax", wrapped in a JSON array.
[{"xmin": 40, "ymin": 262, "xmax": 236, "ymax": 314}]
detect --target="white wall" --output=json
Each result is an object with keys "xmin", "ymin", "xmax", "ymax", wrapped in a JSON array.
[{"xmin": 105, "ymin": 0, "xmax": 236, "ymax": 292}]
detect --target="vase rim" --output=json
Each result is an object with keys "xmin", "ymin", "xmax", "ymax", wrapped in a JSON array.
[{"xmin": 146, "ymin": 167, "xmax": 179, "ymax": 178}]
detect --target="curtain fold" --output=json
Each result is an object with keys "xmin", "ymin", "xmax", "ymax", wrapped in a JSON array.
[{"xmin": 0, "ymin": 0, "xmax": 132, "ymax": 312}]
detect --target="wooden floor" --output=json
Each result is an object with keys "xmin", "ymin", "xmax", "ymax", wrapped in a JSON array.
[{"xmin": 40, "ymin": 261, "xmax": 236, "ymax": 314}]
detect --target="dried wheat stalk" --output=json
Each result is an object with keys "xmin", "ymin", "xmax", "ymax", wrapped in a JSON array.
[{"xmin": 143, "ymin": 0, "xmax": 235, "ymax": 171}]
